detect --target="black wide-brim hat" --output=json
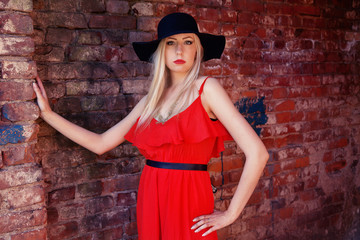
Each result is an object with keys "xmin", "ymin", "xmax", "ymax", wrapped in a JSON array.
[{"xmin": 132, "ymin": 12, "xmax": 226, "ymax": 62}]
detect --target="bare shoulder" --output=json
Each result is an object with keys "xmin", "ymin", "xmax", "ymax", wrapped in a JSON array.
[
  {"xmin": 195, "ymin": 76, "xmax": 223, "ymax": 92},
  {"xmin": 201, "ymin": 77, "xmax": 228, "ymax": 99}
]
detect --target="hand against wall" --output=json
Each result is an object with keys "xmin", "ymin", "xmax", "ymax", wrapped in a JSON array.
[{"xmin": 32, "ymin": 76, "xmax": 52, "ymax": 115}]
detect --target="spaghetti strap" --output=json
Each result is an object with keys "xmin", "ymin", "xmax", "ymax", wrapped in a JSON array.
[{"xmin": 198, "ymin": 76, "xmax": 210, "ymax": 95}]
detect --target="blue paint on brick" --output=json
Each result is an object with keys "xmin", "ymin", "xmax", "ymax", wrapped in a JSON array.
[
  {"xmin": 235, "ymin": 97, "xmax": 268, "ymax": 136},
  {"xmin": 2, "ymin": 105, "xmax": 10, "ymax": 121},
  {"xmin": 0, "ymin": 125, "xmax": 25, "ymax": 145}
]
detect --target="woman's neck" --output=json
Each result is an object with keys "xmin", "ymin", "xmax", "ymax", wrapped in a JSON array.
[{"xmin": 169, "ymin": 71, "xmax": 187, "ymax": 87}]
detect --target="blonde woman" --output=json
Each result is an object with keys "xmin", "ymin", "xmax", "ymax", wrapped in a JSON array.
[{"xmin": 33, "ymin": 12, "xmax": 269, "ymax": 240}]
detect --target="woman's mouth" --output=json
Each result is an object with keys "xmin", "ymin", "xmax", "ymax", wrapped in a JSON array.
[{"xmin": 174, "ymin": 59, "xmax": 186, "ymax": 64}]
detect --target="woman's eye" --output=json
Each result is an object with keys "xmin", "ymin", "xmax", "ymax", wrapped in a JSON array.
[
  {"xmin": 185, "ymin": 40, "xmax": 193, "ymax": 45},
  {"xmin": 166, "ymin": 41, "xmax": 175, "ymax": 45}
]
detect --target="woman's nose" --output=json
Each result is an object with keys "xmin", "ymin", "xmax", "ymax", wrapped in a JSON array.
[{"xmin": 176, "ymin": 44, "xmax": 183, "ymax": 54}]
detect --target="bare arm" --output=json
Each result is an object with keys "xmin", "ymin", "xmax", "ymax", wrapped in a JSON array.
[
  {"xmin": 33, "ymin": 76, "xmax": 145, "ymax": 155},
  {"xmin": 192, "ymin": 77, "xmax": 269, "ymax": 235}
]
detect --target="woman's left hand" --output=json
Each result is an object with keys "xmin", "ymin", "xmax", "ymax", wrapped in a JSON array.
[{"xmin": 191, "ymin": 210, "xmax": 236, "ymax": 237}]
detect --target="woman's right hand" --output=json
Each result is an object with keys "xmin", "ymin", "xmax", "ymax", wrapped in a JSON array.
[{"xmin": 33, "ymin": 75, "xmax": 52, "ymax": 116}]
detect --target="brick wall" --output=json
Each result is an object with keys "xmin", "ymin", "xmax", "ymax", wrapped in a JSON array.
[
  {"xmin": 0, "ymin": 0, "xmax": 47, "ymax": 240},
  {"xmin": 0, "ymin": 0, "xmax": 359, "ymax": 239}
]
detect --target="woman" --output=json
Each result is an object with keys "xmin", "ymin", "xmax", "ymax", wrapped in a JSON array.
[{"xmin": 33, "ymin": 12, "xmax": 269, "ymax": 239}]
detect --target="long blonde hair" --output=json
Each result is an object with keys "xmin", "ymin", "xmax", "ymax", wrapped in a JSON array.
[{"xmin": 138, "ymin": 34, "xmax": 204, "ymax": 128}]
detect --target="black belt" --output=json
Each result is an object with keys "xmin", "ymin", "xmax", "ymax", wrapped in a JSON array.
[{"xmin": 146, "ymin": 160, "xmax": 207, "ymax": 171}]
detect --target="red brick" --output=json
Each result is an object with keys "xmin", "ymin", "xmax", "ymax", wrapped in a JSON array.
[
  {"xmin": 0, "ymin": 0, "xmax": 33, "ymax": 12},
  {"xmin": 103, "ymin": 174, "xmax": 140, "ymax": 193},
  {"xmin": 2, "ymin": 61, "xmax": 37, "ymax": 79},
  {"xmin": 131, "ymin": 2, "xmax": 154, "ymax": 16},
  {"xmin": 47, "ymin": 207, "xmax": 59, "ymax": 224},
  {"xmin": 264, "ymin": 163, "xmax": 281, "ymax": 177},
  {"xmin": 221, "ymin": 9, "xmax": 238, "ymax": 22},
  {"xmin": 266, "ymin": 3, "xmax": 294, "ymax": 15},
  {"xmin": 0, "ymin": 165, "xmax": 42, "ymax": 190},
  {"xmin": 2, "ymin": 146, "xmax": 35, "ymax": 166},
  {"xmin": 276, "ymin": 112, "xmax": 291, "ymax": 123},
  {"xmin": 274, "ymin": 100, "xmax": 295, "ymax": 112},
  {"xmin": 329, "ymin": 137, "xmax": 348, "ymax": 149},
  {"xmin": 78, "ymin": 31, "xmax": 102, "ymax": 45},
  {"xmin": 106, "ymin": 0, "xmax": 130, "ymax": 14},
  {"xmin": 86, "ymin": 163, "xmax": 116, "ymax": 179},
  {"xmin": 202, "ymin": 62, "xmax": 222, "ymax": 76},
  {"xmin": 0, "ymin": 13, "xmax": 33, "ymax": 35},
  {"xmin": 0, "ymin": 36, "xmax": 34, "ymax": 56},
  {"xmin": 239, "ymin": 63, "xmax": 257, "ymax": 75},
  {"xmin": 125, "ymin": 221, "xmax": 137, "ymax": 236},
  {"xmin": 273, "ymin": 171, "xmax": 299, "ymax": 186},
  {"xmin": 48, "ymin": 187, "xmax": 76, "ymax": 204},
  {"xmin": 11, "ymin": 228, "xmax": 46, "ymax": 240},
  {"xmin": 68, "ymin": 46, "xmax": 122, "ymax": 62},
  {"xmin": 41, "ymin": 149, "xmax": 96, "ymax": 168},
  {"xmin": 275, "ymin": 134, "xmax": 303, "ymax": 148},
  {"xmin": 137, "ymin": 16, "xmax": 159, "ymax": 32},
  {"xmin": 33, "ymin": 12, "xmax": 87, "ymax": 29},
  {"xmin": 296, "ymin": 5, "xmax": 321, "ymax": 16},
  {"xmin": 178, "ymin": 6, "xmax": 196, "ymax": 16},
  {"xmin": 187, "ymin": 0, "xmax": 221, "ymax": 7},
  {"xmin": 279, "ymin": 207, "xmax": 293, "ymax": 219},
  {"xmin": 197, "ymin": 8, "xmax": 220, "ymax": 21},
  {"xmin": 2, "ymin": 102, "xmax": 39, "ymax": 122},
  {"xmin": 0, "ymin": 185, "xmax": 44, "ymax": 209},
  {"xmin": 79, "ymin": 0, "xmax": 105, "ymax": 12},
  {"xmin": 49, "ymin": 0, "xmax": 76, "ymax": 12},
  {"xmin": 323, "ymin": 151, "xmax": 333, "ymax": 162},
  {"xmin": 276, "ymin": 146, "xmax": 307, "ymax": 161},
  {"xmin": 45, "ymin": 28, "xmax": 75, "ymax": 45},
  {"xmin": 95, "ymin": 226, "xmax": 124, "ymax": 239},
  {"xmin": 272, "ymin": 88, "xmax": 288, "ymax": 99},
  {"xmin": 222, "ymin": 24, "xmax": 236, "ymax": 36},
  {"xmin": 296, "ymin": 157, "xmax": 310, "ymax": 168},
  {"xmin": 89, "ymin": 15, "xmax": 136, "ymax": 29},
  {"xmin": 54, "ymin": 167, "xmax": 84, "ymax": 185},
  {"xmin": 85, "ymin": 196, "xmax": 114, "ymax": 214},
  {"xmin": 117, "ymin": 192, "xmax": 137, "ymax": 207},
  {"xmin": 241, "ymin": 90, "xmax": 257, "ymax": 98},
  {"xmin": 65, "ymin": 80, "xmax": 119, "ymax": 96},
  {"xmin": 235, "ymin": 0, "xmax": 264, "ymax": 12},
  {"xmin": 78, "ymin": 181, "xmax": 103, "ymax": 198},
  {"xmin": 82, "ymin": 210, "xmax": 129, "ymax": 231},
  {"xmin": 48, "ymin": 221, "xmax": 79, "ymax": 240},
  {"xmin": 305, "ymin": 175, "xmax": 319, "ymax": 189},
  {"xmin": 247, "ymin": 191, "xmax": 262, "ymax": 205},
  {"xmin": 0, "ymin": 208, "xmax": 46, "ymax": 234},
  {"xmin": 326, "ymin": 160, "xmax": 346, "ymax": 173}
]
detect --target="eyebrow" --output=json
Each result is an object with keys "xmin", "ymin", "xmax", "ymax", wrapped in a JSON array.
[{"xmin": 167, "ymin": 36, "xmax": 194, "ymax": 40}]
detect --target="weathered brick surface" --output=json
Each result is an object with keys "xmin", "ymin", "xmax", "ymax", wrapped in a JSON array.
[
  {"xmin": 0, "ymin": 2, "xmax": 45, "ymax": 238},
  {"xmin": 11, "ymin": 228, "xmax": 46, "ymax": 240},
  {"xmin": 2, "ymin": 102, "xmax": 39, "ymax": 122},
  {"xmin": 21, "ymin": 0, "xmax": 360, "ymax": 239},
  {"xmin": 0, "ymin": 36, "xmax": 34, "ymax": 56},
  {"xmin": 0, "ymin": 0, "xmax": 33, "ymax": 12},
  {"xmin": 0, "ymin": 13, "xmax": 33, "ymax": 35},
  {"xmin": 0, "ymin": 208, "xmax": 46, "ymax": 234}
]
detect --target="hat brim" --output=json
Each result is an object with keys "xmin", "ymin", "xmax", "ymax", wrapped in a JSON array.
[{"xmin": 132, "ymin": 33, "xmax": 225, "ymax": 62}]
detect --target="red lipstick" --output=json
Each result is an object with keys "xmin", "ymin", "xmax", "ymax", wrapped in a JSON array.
[{"xmin": 174, "ymin": 59, "xmax": 186, "ymax": 64}]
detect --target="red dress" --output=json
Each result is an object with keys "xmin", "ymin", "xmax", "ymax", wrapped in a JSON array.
[{"xmin": 125, "ymin": 77, "xmax": 232, "ymax": 239}]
